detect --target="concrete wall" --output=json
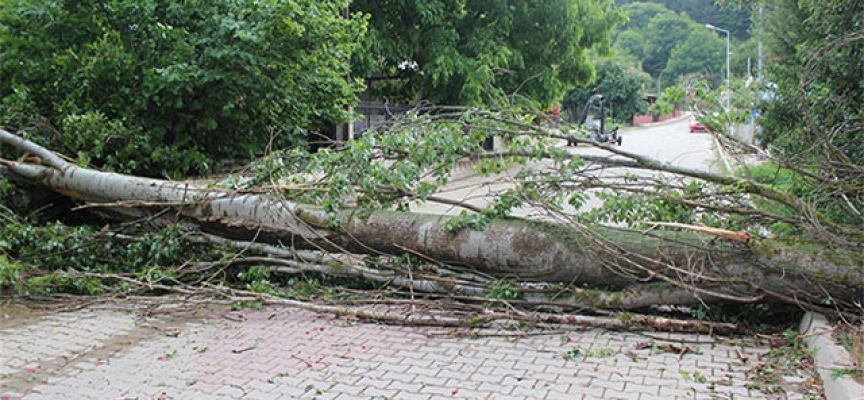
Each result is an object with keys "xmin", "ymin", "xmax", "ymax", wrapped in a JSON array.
[{"xmin": 631, "ymin": 110, "xmax": 683, "ymax": 125}]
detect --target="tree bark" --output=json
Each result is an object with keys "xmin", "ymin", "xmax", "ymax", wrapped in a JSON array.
[
  {"xmin": 2, "ymin": 129, "xmax": 862, "ymax": 309},
  {"xmin": 302, "ymin": 208, "xmax": 863, "ymax": 306}
]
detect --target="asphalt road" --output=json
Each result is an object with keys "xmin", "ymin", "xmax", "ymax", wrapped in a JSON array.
[
  {"xmin": 413, "ymin": 115, "xmax": 715, "ymax": 217},
  {"xmin": 601, "ymin": 117, "xmax": 715, "ymax": 171}
]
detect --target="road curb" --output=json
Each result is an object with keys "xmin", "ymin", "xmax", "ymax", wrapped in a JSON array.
[
  {"xmin": 450, "ymin": 158, "xmax": 476, "ymax": 181},
  {"xmin": 799, "ymin": 312, "xmax": 864, "ymax": 400},
  {"xmin": 713, "ymin": 135, "xmax": 733, "ymax": 173},
  {"xmin": 622, "ymin": 112, "xmax": 691, "ymax": 132}
]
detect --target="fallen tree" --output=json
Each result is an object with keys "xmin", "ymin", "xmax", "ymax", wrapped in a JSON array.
[{"xmin": 2, "ymin": 126, "xmax": 862, "ymax": 318}]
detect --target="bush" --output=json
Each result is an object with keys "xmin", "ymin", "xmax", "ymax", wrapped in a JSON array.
[{"xmin": 0, "ymin": 0, "xmax": 365, "ymax": 177}]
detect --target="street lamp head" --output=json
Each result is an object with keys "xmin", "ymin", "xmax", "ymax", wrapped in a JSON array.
[{"xmin": 705, "ymin": 24, "xmax": 729, "ymax": 34}]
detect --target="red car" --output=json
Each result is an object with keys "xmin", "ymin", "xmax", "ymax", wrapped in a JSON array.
[{"xmin": 690, "ymin": 120, "xmax": 708, "ymax": 133}]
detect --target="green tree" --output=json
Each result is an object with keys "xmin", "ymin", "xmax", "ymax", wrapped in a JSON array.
[
  {"xmin": 0, "ymin": 0, "xmax": 365, "ymax": 177},
  {"xmin": 563, "ymin": 58, "xmax": 650, "ymax": 124},
  {"xmin": 641, "ymin": 11, "xmax": 694, "ymax": 78},
  {"xmin": 618, "ymin": 2, "xmax": 668, "ymax": 31},
  {"xmin": 660, "ymin": 28, "xmax": 725, "ymax": 87},
  {"xmin": 613, "ymin": 30, "xmax": 645, "ymax": 60},
  {"xmin": 759, "ymin": 0, "xmax": 863, "ymax": 165},
  {"xmin": 717, "ymin": 0, "xmax": 863, "ymax": 228},
  {"xmin": 350, "ymin": 0, "xmax": 624, "ymax": 106},
  {"xmin": 616, "ymin": 0, "xmax": 751, "ymax": 39}
]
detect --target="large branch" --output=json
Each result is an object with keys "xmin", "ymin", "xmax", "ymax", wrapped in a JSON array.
[
  {"xmin": 2, "ymin": 129, "xmax": 862, "ymax": 309},
  {"xmin": 294, "ymin": 208, "xmax": 863, "ymax": 307},
  {"xmin": 1, "ymin": 129, "xmax": 327, "ymax": 239}
]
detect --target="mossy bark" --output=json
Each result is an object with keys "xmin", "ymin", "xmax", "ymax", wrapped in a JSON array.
[
  {"xmin": 2, "ymin": 126, "xmax": 862, "ymax": 309},
  {"xmin": 310, "ymin": 209, "xmax": 863, "ymax": 306}
]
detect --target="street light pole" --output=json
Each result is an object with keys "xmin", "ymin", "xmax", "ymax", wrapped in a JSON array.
[{"xmin": 705, "ymin": 24, "xmax": 731, "ymax": 112}]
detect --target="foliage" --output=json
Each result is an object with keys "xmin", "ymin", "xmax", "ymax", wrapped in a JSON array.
[
  {"xmin": 0, "ymin": 0, "xmax": 365, "ymax": 177},
  {"xmin": 660, "ymin": 28, "xmax": 725, "ymax": 88},
  {"xmin": 679, "ymin": 370, "xmax": 709, "ymax": 383},
  {"xmin": 237, "ymin": 266, "xmax": 276, "ymax": 294},
  {"xmin": 585, "ymin": 188, "xmax": 696, "ymax": 226},
  {"xmin": 0, "ymin": 254, "xmax": 26, "ymax": 288},
  {"xmin": 580, "ymin": 178, "xmax": 745, "ymax": 232},
  {"xmin": 752, "ymin": 0, "xmax": 863, "ymax": 230},
  {"xmin": 641, "ymin": 11, "xmax": 695, "ymax": 78},
  {"xmin": 729, "ymin": 37, "xmax": 760, "ymax": 79},
  {"xmin": 616, "ymin": 0, "xmax": 751, "ymax": 39},
  {"xmin": 758, "ymin": 0, "xmax": 863, "ymax": 165},
  {"xmin": 0, "ymin": 220, "xmax": 209, "ymax": 295},
  {"xmin": 563, "ymin": 347, "xmax": 615, "ymax": 360},
  {"xmin": 258, "ymin": 107, "xmax": 520, "ymax": 215},
  {"xmin": 614, "ymin": 2, "xmax": 746, "ymax": 91},
  {"xmin": 617, "ymin": 2, "xmax": 669, "ymax": 32},
  {"xmin": 651, "ymin": 85, "xmax": 685, "ymax": 116},
  {"xmin": 350, "ymin": 0, "xmax": 624, "ymax": 106},
  {"xmin": 612, "ymin": 30, "xmax": 646, "ymax": 61},
  {"xmin": 562, "ymin": 58, "xmax": 651, "ymax": 124},
  {"xmin": 486, "ymin": 280, "xmax": 521, "ymax": 301},
  {"xmin": 746, "ymin": 162, "xmax": 862, "ymax": 235},
  {"xmin": 0, "ymin": 177, "xmax": 31, "ymax": 214},
  {"xmin": 746, "ymin": 329, "xmax": 823, "ymax": 397}
]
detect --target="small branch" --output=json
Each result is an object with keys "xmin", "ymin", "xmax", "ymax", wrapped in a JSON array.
[
  {"xmin": 641, "ymin": 221, "xmax": 751, "ymax": 244},
  {"xmin": 213, "ymin": 286, "xmax": 744, "ymax": 335}
]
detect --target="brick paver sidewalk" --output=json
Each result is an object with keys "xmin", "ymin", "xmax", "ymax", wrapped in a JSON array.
[{"xmin": 1, "ymin": 303, "xmax": 799, "ymax": 399}]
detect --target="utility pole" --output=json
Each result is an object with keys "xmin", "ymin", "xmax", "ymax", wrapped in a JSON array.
[
  {"xmin": 757, "ymin": 6, "xmax": 764, "ymax": 83},
  {"xmin": 705, "ymin": 24, "xmax": 731, "ymax": 112}
]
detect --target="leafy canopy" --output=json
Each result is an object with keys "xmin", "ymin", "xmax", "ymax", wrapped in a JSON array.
[
  {"xmin": 616, "ymin": 0, "xmax": 750, "ymax": 39},
  {"xmin": 613, "ymin": 2, "xmax": 744, "ymax": 89},
  {"xmin": 758, "ymin": 0, "xmax": 863, "ymax": 164},
  {"xmin": 0, "ymin": 0, "xmax": 366, "ymax": 177},
  {"xmin": 660, "ymin": 28, "xmax": 725, "ymax": 88},
  {"xmin": 640, "ymin": 11, "xmax": 695, "ymax": 78},
  {"xmin": 754, "ymin": 0, "xmax": 863, "ymax": 228},
  {"xmin": 350, "ymin": 0, "xmax": 624, "ymax": 106},
  {"xmin": 617, "ymin": 2, "xmax": 668, "ymax": 31}
]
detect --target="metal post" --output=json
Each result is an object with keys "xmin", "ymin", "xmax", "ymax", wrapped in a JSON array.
[
  {"xmin": 705, "ymin": 24, "xmax": 731, "ymax": 112},
  {"xmin": 757, "ymin": 6, "xmax": 764, "ymax": 83},
  {"xmin": 725, "ymin": 31, "xmax": 730, "ymax": 111}
]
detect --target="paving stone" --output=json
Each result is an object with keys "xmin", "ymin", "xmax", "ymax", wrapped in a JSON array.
[
  {"xmin": 0, "ymin": 304, "xmax": 801, "ymax": 400},
  {"xmin": 591, "ymin": 379, "xmax": 625, "ymax": 392},
  {"xmin": 509, "ymin": 386, "xmax": 551, "ymax": 398},
  {"xmin": 211, "ymin": 385, "xmax": 246, "ymax": 398},
  {"xmin": 386, "ymin": 380, "xmax": 424, "ymax": 392},
  {"xmin": 568, "ymin": 385, "xmax": 607, "ymax": 398},
  {"xmin": 624, "ymin": 382, "xmax": 660, "ymax": 396},
  {"xmin": 360, "ymin": 386, "xmax": 399, "ymax": 398},
  {"xmin": 413, "ymin": 373, "xmax": 449, "ymax": 386},
  {"xmin": 392, "ymin": 392, "xmax": 434, "ymax": 400},
  {"xmin": 468, "ymin": 371, "xmax": 506, "ymax": 384},
  {"xmin": 448, "ymin": 388, "xmax": 491, "ymax": 399},
  {"xmin": 243, "ymin": 389, "xmax": 284, "ymax": 400},
  {"xmin": 478, "ymin": 381, "xmax": 511, "ymax": 394}
]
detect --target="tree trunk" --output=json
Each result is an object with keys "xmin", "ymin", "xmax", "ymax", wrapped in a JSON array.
[
  {"xmin": 2, "ymin": 129, "xmax": 862, "ymax": 309},
  {"xmin": 303, "ymin": 208, "xmax": 863, "ymax": 306}
]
